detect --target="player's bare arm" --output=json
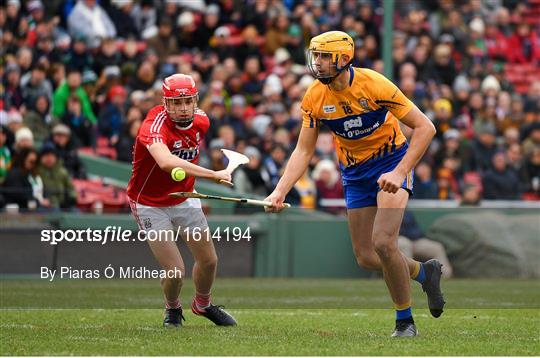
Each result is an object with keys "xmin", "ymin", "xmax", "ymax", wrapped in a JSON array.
[
  {"xmin": 377, "ymin": 106, "xmax": 436, "ymax": 194},
  {"xmin": 148, "ymin": 142, "xmax": 231, "ymax": 184},
  {"xmin": 265, "ymin": 126, "xmax": 319, "ymax": 212}
]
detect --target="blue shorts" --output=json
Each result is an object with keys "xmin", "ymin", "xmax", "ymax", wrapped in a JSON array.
[{"xmin": 341, "ymin": 145, "xmax": 414, "ymax": 209}]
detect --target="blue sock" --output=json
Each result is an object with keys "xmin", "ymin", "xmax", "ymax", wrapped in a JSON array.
[
  {"xmin": 396, "ymin": 307, "xmax": 413, "ymax": 321},
  {"xmin": 414, "ymin": 263, "xmax": 426, "ymax": 283}
]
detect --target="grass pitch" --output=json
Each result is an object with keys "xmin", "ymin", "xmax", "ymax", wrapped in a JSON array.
[{"xmin": 1, "ymin": 278, "xmax": 539, "ymax": 355}]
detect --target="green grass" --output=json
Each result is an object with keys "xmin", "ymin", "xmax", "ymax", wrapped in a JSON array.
[{"xmin": 1, "ymin": 279, "xmax": 539, "ymax": 355}]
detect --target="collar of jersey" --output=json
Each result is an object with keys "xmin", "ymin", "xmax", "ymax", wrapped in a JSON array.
[{"xmin": 175, "ymin": 122, "xmax": 194, "ymax": 130}]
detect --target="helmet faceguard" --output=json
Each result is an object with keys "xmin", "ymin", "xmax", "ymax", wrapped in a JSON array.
[
  {"xmin": 307, "ymin": 31, "xmax": 354, "ymax": 85},
  {"xmin": 162, "ymin": 74, "xmax": 199, "ymax": 127}
]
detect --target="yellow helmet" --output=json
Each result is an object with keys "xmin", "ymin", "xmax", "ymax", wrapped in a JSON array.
[{"xmin": 307, "ymin": 31, "xmax": 354, "ymax": 84}]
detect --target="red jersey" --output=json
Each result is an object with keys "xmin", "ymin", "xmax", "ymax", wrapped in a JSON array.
[{"xmin": 127, "ymin": 105, "xmax": 210, "ymax": 206}]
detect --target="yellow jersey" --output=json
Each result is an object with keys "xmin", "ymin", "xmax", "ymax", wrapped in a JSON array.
[{"xmin": 301, "ymin": 67, "xmax": 414, "ymax": 170}]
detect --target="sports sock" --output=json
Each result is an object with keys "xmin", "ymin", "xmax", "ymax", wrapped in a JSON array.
[
  {"xmin": 396, "ymin": 307, "xmax": 414, "ymax": 323},
  {"xmin": 194, "ymin": 292, "xmax": 211, "ymax": 310},
  {"xmin": 411, "ymin": 261, "xmax": 426, "ymax": 283},
  {"xmin": 165, "ymin": 298, "xmax": 181, "ymax": 309}
]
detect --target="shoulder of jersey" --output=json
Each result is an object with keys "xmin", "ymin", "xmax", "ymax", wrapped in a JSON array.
[
  {"xmin": 194, "ymin": 108, "xmax": 210, "ymax": 126},
  {"xmin": 194, "ymin": 108, "xmax": 208, "ymax": 118},
  {"xmin": 305, "ymin": 78, "xmax": 324, "ymax": 95},
  {"xmin": 357, "ymin": 67, "xmax": 384, "ymax": 81}
]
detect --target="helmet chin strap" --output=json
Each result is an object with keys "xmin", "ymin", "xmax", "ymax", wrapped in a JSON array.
[
  {"xmin": 173, "ymin": 119, "xmax": 192, "ymax": 127},
  {"xmin": 319, "ymin": 61, "xmax": 351, "ymax": 85}
]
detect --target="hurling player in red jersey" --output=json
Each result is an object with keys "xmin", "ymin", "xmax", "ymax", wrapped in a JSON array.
[{"xmin": 127, "ymin": 74, "xmax": 237, "ymax": 327}]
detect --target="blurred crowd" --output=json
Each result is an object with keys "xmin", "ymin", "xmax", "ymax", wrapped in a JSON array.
[{"xmin": 0, "ymin": 0, "xmax": 539, "ymax": 213}]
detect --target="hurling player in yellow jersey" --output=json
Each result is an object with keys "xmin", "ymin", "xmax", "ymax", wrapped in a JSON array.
[{"xmin": 265, "ymin": 31, "xmax": 445, "ymax": 337}]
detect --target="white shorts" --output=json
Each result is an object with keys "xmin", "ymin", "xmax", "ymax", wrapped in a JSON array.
[{"xmin": 129, "ymin": 198, "xmax": 208, "ymax": 233}]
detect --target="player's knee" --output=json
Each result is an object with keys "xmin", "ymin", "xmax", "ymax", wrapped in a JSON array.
[
  {"xmin": 197, "ymin": 254, "xmax": 218, "ymax": 271},
  {"xmin": 372, "ymin": 235, "xmax": 398, "ymax": 260},
  {"xmin": 355, "ymin": 253, "xmax": 379, "ymax": 270}
]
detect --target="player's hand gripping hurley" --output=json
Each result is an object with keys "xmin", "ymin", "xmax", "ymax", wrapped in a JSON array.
[{"xmin": 216, "ymin": 149, "xmax": 249, "ymax": 186}]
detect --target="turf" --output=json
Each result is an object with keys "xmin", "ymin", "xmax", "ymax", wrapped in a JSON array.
[{"xmin": 1, "ymin": 278, "xmax": 539, "ymax": 355}]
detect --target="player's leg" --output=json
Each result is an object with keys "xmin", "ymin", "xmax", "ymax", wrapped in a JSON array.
[
  {"xmin": 373, "ymin": 189, "xmax": 418, "ymax": 336},
  {"xmin": 171, "ymin": 198, "xmax": 236, "ymax": 326},
  {"xmin": 347, "ymin": 206, "xmax": 423, "ymax": 276},
  {"xmin": 347, "ymin": 206, "xmax": 379, "ymax": 270},
  {"xmin": 146, "ymin": 229, "xmax": 185, "ymax": 308},
  {"xmin": 130, "ymin": 202, "xmax": 185, "ymax": 327},
  {"xmin": 373, "ymin": 189, "xmax": 411, "ymax": 303}
]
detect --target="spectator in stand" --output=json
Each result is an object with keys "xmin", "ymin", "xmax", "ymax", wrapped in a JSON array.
[
  {"xmin": 98, "ymin": 85, "xmax": 127, "ymax": 145},
  {"xmin": 65, "ymin": 34, "xmax": 94, "ymax": 72},
  {"xmin": 241, "ymin": 56, "xmax": 265, "ymax": 102},
  {"xmin": 414, "ymin": 161, "xmax": 439, "ymax": 199},
  {"xmin": 13, "ymin": 127, "xmax": 34, "ymax": 155},
  {"xmin": 37, "ymin": 143, "xmax": 77, "ymax": 210},
  {"xmin": 264, "ymin": 12, "xmax": 289, "ymax": 56},
  {"xmin": 224, "ymin": 95, "xmax": 249, "ymax": 140},
  {"xmin": 465, "ymin": 122, "xmax": 499, "ymax": 172},
  {"xmin": 460, "ymin": 183, "xmax": 482, "ymax": 206},
  {"xmin": 67, "ymin": 0, "xmax": 116, "ymax": 48},
  {"xmin": 47, "ymin": 124, "xmax": 86, "ymax": 179},
  {"xmin": 52, "ymin": 68, "xmax": 97, "ymax": 125},
  {"xmin": 482, "ymin": 151, "xmax": 522, "ymax": 200},
  {"xmin": 93, "ymin": 38, "xmax": 122, "ymax": 76},
  {"xmin": 176, "ymin": 11, "xmax": 197, "ymax": 51},
  {"xmin": 217, "ymin": 125, "xmax": 236, "ymax": 150},
  {"xmin": 115, "ymin": 119, "xmax": 141, "ymax": 163},
  {"xmin": 507, "ymin": 23, "xmax": 540, "ymax": 64},
  {"xmin": 207, "ymin": 138, "xmax": 226, "ymax": 171},
  {"xmin": 426, "ymin": 44, "xmax": 456, "ymax": 86},
  {"xmin": 286, "ymin": 24, "xmax": 306, "ymax": 65},
  {"xmin": 146, "ymin": 18, "xmax": 179, "ymax": 64},
  {"xmin": 22, "ymin": 95, "xmax": 57, "ymax": 144},
  {"xmin": 106, "ymin": 0, "xmax": 139, "ymax": 40},
  {"xmin": 61, "ymin": 95, "xmax": 94, "ymax": 147},
  {"xmin": 485, "ymin": 18, "xmax": 509, "ymax": 61},
  {"xmin": 3, "ymin": 63, "xmax": 24, "ymax": 111},
  {"xmin": 433, "ymin": 129, "xmax": 465, "ymax": 172},
  {"xmin": 233, "ymin": 146, "xmax": 267, "ymax": 196},
  {"xmin": 131, "ymin": 0, "xmax": 156, "ymax": 37},
  {"xmin": 194, "ymin": 4, "xmax": 220, "ymax": 53},
  {"xmin": 312, "ymin": 159, "xmax": 344, "ymax": 215},
  {"xmin": 16, "ymin": 47, "xmax": 34, "ymax": 75},
  {"xmin": 81, "ymin": 70, "xmax": 99, "ymax": 116},
  {"xmin": 235, "ymin": 26, "xmax": 262, "ymax": 70},
  {"xmin": 262, "ymin": 143, "xmax": 288, "ymax": 192},
  {"xmin": 1, "ymin": 147, "xmax": 50, "ymax": 211},
  {"xmin": 431, "ymin": 98, "xmax": 454, "ymax": 141},
  {"xmin": 436, "ymin": 167, "xmax": 459, "ymax": 200},
  {"xmin": 0, "ymin": 126, "xmax": 12, "ymax": 184},
  {"xmin": 21, "ymin": 63, "xmax": 53, "ymax": 106},
  {"xmin": 294, "ymin": 169, "xmax": 317, "ymax": 209},
  {"xmin": 506, "ymin": 141, "xmax": 524, "ymax": 171},
  {"xmin": 127, "ymin": 61, "xmax": 156, "ymax": 92},
  {"xmin": 520, "ymin": 145, "xmax": 540, "ymax": 197},
  {"xmin": 6, "ymin": 111, "xmax": 24, "ymax": 146}
]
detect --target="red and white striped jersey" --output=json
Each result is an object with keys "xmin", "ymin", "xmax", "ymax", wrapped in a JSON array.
[{"xmin": 127, "ymin": 105, "xmax": 210, "ymax": 206}]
